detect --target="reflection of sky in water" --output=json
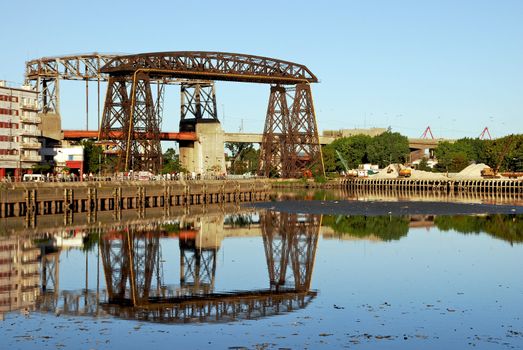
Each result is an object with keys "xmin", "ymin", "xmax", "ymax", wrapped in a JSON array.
[
  {"xmin": 2, "ymin": 213, "xmax": 523, "ymax": 350},
  {"xmin": 315, "ymin": 222, "xmax": 523, "ymax": 350}
]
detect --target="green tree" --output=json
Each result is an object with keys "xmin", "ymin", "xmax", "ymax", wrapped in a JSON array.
[
  {"xmin": 433, "ymin": 135, "xmax": 523, "ymax": 172},
  {"xmin": 225, "ymin": 142, "xmax": 258, "ymax": 174},
  {"xmin": 493, "ymin": 134, "xmax": 523, "ymax": 172},
  {"xmin": 416, "ymin": 157, "xmax": 432, "ymax": 171},
  {"xmin": 322, "ymin": 132, "xmax": 409, "ymax": 172},
  {"xmin": 81, "ymin": 140, "xmax": 104, "ymax": 174},
  {"xmin": 161, "ymin": 148, "xmax": 184, "ymax": 174},
  {"xmin": 31, "ymin": 163, "xmax": 52, "ymax": 174},
  {"xmin": 242, "ymin": 146, "xmax": 260, "ymax": 174},
  {"xmin": 367, "ymin": 131, "xmax": 410, "ymax": 168},
  {"xmin": 322, "ymin": 134, "xmax": 372, "ymax": 172}
]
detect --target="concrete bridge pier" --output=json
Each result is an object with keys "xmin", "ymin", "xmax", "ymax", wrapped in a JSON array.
[
  {"xmin": 179, "ymin": 120, "xmax": 226, "ymax": 175},
  {"xmin": 178, "ymin": 82, "xmax": 226, "ymax": 176}
]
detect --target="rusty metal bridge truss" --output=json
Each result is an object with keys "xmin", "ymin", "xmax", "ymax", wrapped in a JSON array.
[
  {"xmin": 259, "ymin": 84, "xmax": 324, "ymax": 177},
  {"xmin": 25, "ymin": 54, "xmax": 117, "ymax": 116},
  {"xmin": 25, "ymin": 51, "xmax": 324, "ymax": 177}
]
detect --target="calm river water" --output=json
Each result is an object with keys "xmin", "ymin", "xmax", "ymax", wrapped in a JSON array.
[{"xmin": 1, "ymin": 192, "xmax": 522, "ymax": 349}]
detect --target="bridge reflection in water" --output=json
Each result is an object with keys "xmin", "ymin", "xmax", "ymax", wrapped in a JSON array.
[{"xmin": 35, "ymin": 212, "xmax": 321, "ymax": 324}]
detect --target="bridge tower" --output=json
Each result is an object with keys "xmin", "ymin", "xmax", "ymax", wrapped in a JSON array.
[
  {"xmin": 284, "ymin": 83, "xmax": 324, "ymax": 178},
  {"xmin": 178, "ymin": 82, "xmax": 226, "ymax": 175},
  {"xmin": 25, "ymin": 54, "xmax": 117, "ymax": 141},
  {"xmin": 258, "ymin": 86, "xmax": 290, "ymax": 177},
  {"xmin": 259, "ymin": 83, "xmax": 324, "ymax": 178},
  {"xmin": 99, "ymin": 73, "xmax": 163, "ymax": 173}
]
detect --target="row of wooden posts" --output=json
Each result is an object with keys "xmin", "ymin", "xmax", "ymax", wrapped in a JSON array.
[{"xmin": 342, "ymin": 178, "xmax": 523, "ymax": 194}]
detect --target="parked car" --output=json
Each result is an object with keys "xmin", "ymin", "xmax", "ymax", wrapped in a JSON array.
[{"xmin": 22, "ymin": 174, "xmax": 46, "ymax": 182}]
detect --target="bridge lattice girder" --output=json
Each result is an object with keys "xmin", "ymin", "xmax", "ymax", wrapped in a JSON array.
[
  {"xmin": 25, "ymin": 53, "xmax": 118, "ymax": 81},
  {"xmin": 101, "ymin": 51, "xmax": 318, "ymax": 85}
]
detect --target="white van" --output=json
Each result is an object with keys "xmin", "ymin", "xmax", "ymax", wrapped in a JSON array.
[{"xmin": 22, "ymin": 174, "xmax": 46, "ymax": 182}]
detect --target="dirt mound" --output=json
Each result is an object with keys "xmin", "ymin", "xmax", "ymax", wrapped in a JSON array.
[
  {"xmin": 370, "ymin": 164, "xmax": 448, "ymax": 180},
  {"xmin": 371, "ymin": 165, "xmax": 399, "ymax": 179},
  {"xmin": 452, "ymin": 163, "xmax": 488, "ymax": 179},
  {"xmin": 410, "ymin": 169, "xmax": 448, "ymax": 180}
]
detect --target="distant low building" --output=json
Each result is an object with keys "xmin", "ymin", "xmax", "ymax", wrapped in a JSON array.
[
  {"xmin": 40, "ymin": 141, "xmax": 84, "ymax": 177},
  {"xmin": 322, "ymin": 128, "xmax": 387, "ymax": 138},
  {"xmin": 0, "ymin": 81, "xmax": 41, "ymax": 178}
]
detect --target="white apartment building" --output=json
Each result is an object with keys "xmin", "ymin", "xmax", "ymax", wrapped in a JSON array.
[{"xmin": 0, "ymin": 81, "xmax": 41, "ymax": 178}]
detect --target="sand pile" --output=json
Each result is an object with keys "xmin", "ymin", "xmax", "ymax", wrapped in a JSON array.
[
  {"xmin": 451, "ymin": 163, "xmax": 488, "ymax": 179},
  {"xmin": 370, "ymin": 164, "xmax": 448, "ymax": 180},
  {"xmin": 371, "ymin": 165, "xmax": 399, "ymax": 179},
  {"xmin": 410, "ymin": 169, "xmax": 448, "ymax": 180}
]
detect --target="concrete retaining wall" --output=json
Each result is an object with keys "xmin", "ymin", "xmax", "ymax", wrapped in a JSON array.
[{"xmin": 0, "ymin": 179, "xmax": 271, "ymax": 219}]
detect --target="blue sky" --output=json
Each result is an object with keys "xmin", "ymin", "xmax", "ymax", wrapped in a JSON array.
[{"xmin": 1, "ymin": 0, "xmax": 522, "ymax": 138}]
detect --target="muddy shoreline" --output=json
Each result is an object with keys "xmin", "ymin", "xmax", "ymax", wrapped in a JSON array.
[{"xmin": 248, "ymin": 200, "xmax": 523, "ymax": 216}]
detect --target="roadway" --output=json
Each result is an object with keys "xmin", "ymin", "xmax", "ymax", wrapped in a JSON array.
[{"xmin": 62, "ymin": 130, "xmax": 452, "ymax": 148}]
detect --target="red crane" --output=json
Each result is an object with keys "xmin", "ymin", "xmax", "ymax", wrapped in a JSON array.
[
  {"xmin": 420, "ymin": 126, "xmax": 435, "ymax": 139},
  {"xmin": 479, "ymin": 127, "xmax": 492, "ymax": 140}
]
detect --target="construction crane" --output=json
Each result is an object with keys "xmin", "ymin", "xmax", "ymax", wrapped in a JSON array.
[
  {"xmin": 481, "ymin": 135, "xmax": 514, "ymax": 178},
  {"xmin": 479, "ymin": 127, "xmax": 492, "ymax": 140},
  {"xmin": 335, "ymin": 150, "xmax": 350, "ymax": 173},
  {"xmin": 420, "ymin": 126, "xmax": 435, "ymax": 139}
]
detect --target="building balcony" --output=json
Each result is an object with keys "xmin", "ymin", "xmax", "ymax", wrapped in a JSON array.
[
  {"xmin": 20, "ymin": 115, "xmax": 41, "ymax": 124},
  {"xmin": 0, "ymin": 154, "xmax": 19, "ymax": 161},
  {"xmin": 19, "ymin": 129, "xmax": 41, "ymax": 137},
  {"xmin": 20, "ymin": 142, "xmax": 41, "ymax": 149},
  {"xmin": 20, "ymin": 154, "xmax": 41, "ymax": 162},
  {"xmin": 21, "ymin": 103, "xmax": 39, "ymax": 111}
]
